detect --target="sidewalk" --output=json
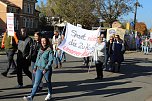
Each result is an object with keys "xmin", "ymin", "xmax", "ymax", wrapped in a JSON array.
[{"xmin": 0, "ymin": 51, "xmax": 152, "ymax": 101}]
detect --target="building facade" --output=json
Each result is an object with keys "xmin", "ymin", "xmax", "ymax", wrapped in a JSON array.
[{"xmin": 0, "ymin": 0, "xmax": 39, "ymax": 33}]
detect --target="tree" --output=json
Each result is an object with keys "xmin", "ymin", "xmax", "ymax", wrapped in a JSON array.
[
  {"xmin": 135, "ymin": 22, "xmax": 147, "ymax": 35},
  {"xmin": 50, "ymin": 0, "xmax": 99, "ymax": 29},
  {"xmin": 36, "ymin": 0, "xmax": 47, "ymax": 16},
  {"xmin": 36, "ymin": 1, "xmax": 47, "ymax": 30},
  {"xmin": 39, "ymin": 15, "xmax": 47, "ymax": 31},
  {"xmin": 94, "ymin": 0, "xmax": 135, "ymax": 27}
]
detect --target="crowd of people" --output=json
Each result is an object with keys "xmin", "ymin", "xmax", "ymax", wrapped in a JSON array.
[
  {"xmin": 136, "ymin": 35, "xmax": 152, "ymax": 55},
  {"xmin": 0, "ymin": 27, "xmax": 126, "ymax": 101}
]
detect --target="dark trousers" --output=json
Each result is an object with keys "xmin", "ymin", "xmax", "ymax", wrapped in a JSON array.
[
  {"xmin": 17, "ymin": 57, "xmax": 32, "ymax": 85},
  {"xmin": 83, "ymin": 57, "xmax": 89, "ymax": 66},
  {"xmin": 111, "ymin": 62, "xmax": 121, "ymax": 72},
  {"xmin": 95, "ymin": 62, "xmax": 103, "ymax": 78},
  {"xmin": 3, "ymin": 49, "xmax": 17, "ymax": 74}
]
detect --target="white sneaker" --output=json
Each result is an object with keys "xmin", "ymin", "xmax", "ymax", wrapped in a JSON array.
[
  {"xmin": 23, "ymin": 96, "xmax": 32, "ymax": 101},
  {"xmin": 45, "ymin": 94, "xmax": 51, "ymax": 101}
]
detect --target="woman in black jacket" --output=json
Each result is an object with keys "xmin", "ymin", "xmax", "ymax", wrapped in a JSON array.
[{"xmin": 31, "ymin": 32, "xmax": 43, "ymax": 89}]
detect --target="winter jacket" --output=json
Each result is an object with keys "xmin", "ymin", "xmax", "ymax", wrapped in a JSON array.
[
  {"xmin": 31, "ymin": 40, "xmax": 41, "ymax": 62},
  {"xmin": 34, "ymin": 47, "xmax": 54, "ymax": 70},
  {"xmin": 17, "ymin": 36, "xmax": 33, "ymax": 59}
]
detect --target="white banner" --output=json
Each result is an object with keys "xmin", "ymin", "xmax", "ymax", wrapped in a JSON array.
[
  {"xmin": 7, "ymin": 13, "xmax": 14, "ymax": 36},
  {"xmin": 58, "ymin": 23, "xmax": 100, "ymax": 58}
]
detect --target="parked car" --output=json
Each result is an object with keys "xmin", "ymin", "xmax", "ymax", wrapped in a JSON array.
[{"xmin": 41, "ymin": 31, "xmax": 54, "ymax": 39}]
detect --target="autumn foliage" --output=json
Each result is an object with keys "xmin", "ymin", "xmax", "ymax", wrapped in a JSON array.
[{"xmin": 135, "ymin": 22, "xmax": 147, "ymax": 35}]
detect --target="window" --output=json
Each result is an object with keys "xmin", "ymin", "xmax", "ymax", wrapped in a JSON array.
[
  {"xmin": 31, "ymin": 5, "xmax": 34, "ymax": 14},
  {"xmin": 30, "ymin": 19, "xmax": 33, "ymax": 28},
  {"xmin": 35, "ymin": 20, "xmax": 38, "ymax": 28},
  {"xmin": 9, "ymin": 7, "xmax": 13, "ymax": 12},
  {"xmin": 23, "ymin": 18, "xmax": 26, "ymax": 27},
  {"xmin": 26, "ymin": 18, "xmax": 29, "ymax": 28},
  {"xmin": 27, "ymin": 4, "xmax": 30, "ymax": 14},
  {"xmin": 24, "ymin": 3, "xmax": 27, "ymax": 13}
]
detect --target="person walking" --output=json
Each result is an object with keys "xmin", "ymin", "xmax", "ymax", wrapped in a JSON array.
[
  {"xmin": 52, "ymin": 30, "xmax": 62, "ymax": 68},
  {"xmin": 93, "ymin": 36, "xmax": 106, "ymax": 80},
  {"xmin": 16, "ymin": 27, "xmax": 33, "ymax": 88},
  {"xmin": 106, "ymin": 35, "xmax": 115, "ymax": 71},
  {"xmin": 143, "ymin": 37, "xmax": 150, "ymax": 55},
  {"xmin": 23, "ymin": 36, "xmax": 54, "ymax": 101},
  {"xmin": 1, "ymin": 30, "xmax": 18, "ymax": 77},
  {"xmin": 111, "ymin": 35, "xmax": 125, "ymax": 73},
  {"xmin": 135, "ymin": 35, "xmax": 142, "ymax": 52},
  {"xmin": 60, "ymin": 34, "xmax": 66, "ymax": 62},
  {"xmin": 31, "ymin": 32, "xmax": 43, "ymax": 90}
]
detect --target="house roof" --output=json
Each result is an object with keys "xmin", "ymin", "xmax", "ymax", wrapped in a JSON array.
[
  {"xmin": 0, "ymin": 0, "xmax": 19, "ymax": 8},
  {"xmin": 35, "ymin": 9, "xmax": 40, "ymax": 13}
]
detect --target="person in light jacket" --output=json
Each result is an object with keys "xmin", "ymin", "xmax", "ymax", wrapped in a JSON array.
[
  {"xmin": 93, "ymin": 36, "xmax": 106, "ymax": 80},
  {"xmin": 52, "ymin": 30, "xmax": 62, "ymax": 68}
]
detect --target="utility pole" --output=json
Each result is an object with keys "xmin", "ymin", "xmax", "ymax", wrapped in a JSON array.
[{"xmin": 133, "ymin": 0, "xmax": 140, "ymax": 31}]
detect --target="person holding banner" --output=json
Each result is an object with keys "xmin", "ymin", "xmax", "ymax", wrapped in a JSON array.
[
  {"xmin": 60, "ymin": 34, "xmax": 66, "ymax": 62},
  {"xmin": 1, "ymin": 30, "xmax": 18, "ymax": 77},
  {"xmin": 93, "ymin": 36, "xmax": 106, "ymax": 80},
  {"xmin": 52, "ymin": 30, "xmax": 62, "ymax": 68}
]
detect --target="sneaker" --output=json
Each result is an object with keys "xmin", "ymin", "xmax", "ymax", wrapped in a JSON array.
[
  {"xmin": 45, "ymin": 93, "xmax": 51, "ymax": 101},
  {"xmin": 15, "ymin": 85, "xmax": 23, "ymax": 88},
  {"xmin": 23, "ymin": 96, "xmax": 32, "ymax": 101},
  {"xmin": 1, "ymin": 72, "xmax": 7, "ymax": 77}
]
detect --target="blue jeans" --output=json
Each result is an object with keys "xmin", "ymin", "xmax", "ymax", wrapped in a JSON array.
[
  {"xmin": 54, "ymin": 51, "xmax": 61, "ymax": 65},
  {"xmin": 144, "ymin": 46, "xmax": 149, "ymax": 54},
  {"xmin": 31, "ymin": 62, "xmax": 35, "ymax": 85},
  {"xmin": 30, "ymin": 69, "xmax": 52, "ymax": 98},
  {"xmin": 60, "ymin": 51, "xmax": 66, "ymax": 61}
]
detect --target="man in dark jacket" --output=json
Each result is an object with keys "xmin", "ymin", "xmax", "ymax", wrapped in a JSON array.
[{"xmin": 16, "ymin": 27, "xmax": 32, "ymax": 88}]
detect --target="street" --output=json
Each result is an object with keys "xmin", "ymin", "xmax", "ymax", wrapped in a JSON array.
[{"xmin": 0, "ymin": 51, "xmax": 152, "ymax": 101}]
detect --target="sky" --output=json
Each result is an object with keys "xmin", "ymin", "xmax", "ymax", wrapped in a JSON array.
[
  {"xmin": 37, "ymin": 0, "xmax": 152, "ymax": 29},
  {"xmin": 124, "ymin": 0, "xmax": 152, "ymax": 29}
]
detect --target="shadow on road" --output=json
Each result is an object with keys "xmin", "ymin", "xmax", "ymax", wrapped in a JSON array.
[{"xmin": 0, "ymin": 56, "xmax": 152, "ymax": 100}]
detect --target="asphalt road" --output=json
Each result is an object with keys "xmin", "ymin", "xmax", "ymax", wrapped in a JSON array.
[{"xmin": 0, "ymin": 51, "xmax": 152, "ymax": 101}]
